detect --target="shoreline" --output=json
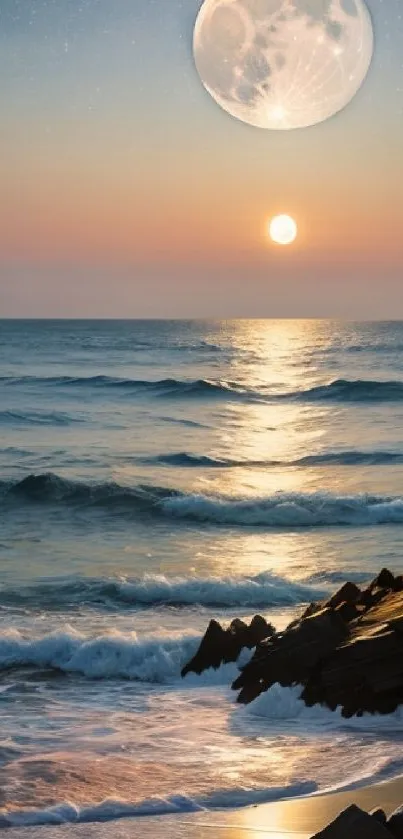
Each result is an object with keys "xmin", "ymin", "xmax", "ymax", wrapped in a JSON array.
[
  {"xmin": 175, "ymin": 775, "xmax": 403, "ymax": 837},
  {"xmin": 3, "ymin": 776, "xmax": 403, "ymax": 837},
  {"xmin": 246, "ymin": 775, "xmax": 403, "ymax": 834}
]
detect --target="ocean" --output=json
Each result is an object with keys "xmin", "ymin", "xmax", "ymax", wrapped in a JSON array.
[{"xmin": 2, "ymin": 318, "xmax": 403, "ymax": 829}]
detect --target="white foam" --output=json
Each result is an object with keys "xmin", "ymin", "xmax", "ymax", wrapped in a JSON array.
[
  {"xmin": 162, "ymin": 491, "xmax": 403, "ymax": 527},
  {"xmin": 0, "ymin": 782, "xmax": 314, "ymax": 827},
  {"xmin": 0, "ymin": 628, "xmax": 252, "ymax": 684},
  {"xmin": 115, "ymin": 570, "xmax": 322, "ymax": 607},
  {"xmin": 247, "ymin": 683, "xmax": 403, "ymax": 730}
]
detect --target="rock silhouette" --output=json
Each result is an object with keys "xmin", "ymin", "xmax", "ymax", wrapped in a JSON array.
[
  {"xmin": 181, "ymin": 615, "xmax": 274, "ymax": 677},
  {"xmin": 182, "ymin": 568, "xmax": 403, "ymax": 718},
  {"xmin": 312, "ymin": 803, "xmax": 394, "ymax": 837}
]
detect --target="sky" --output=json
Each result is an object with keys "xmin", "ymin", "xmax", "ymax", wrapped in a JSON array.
[{"xmin": 1, "ymin": 0, "xmax": 403, "ymax": 318}]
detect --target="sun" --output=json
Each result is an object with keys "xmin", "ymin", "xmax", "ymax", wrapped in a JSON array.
[{"xmin": 269, "ymin": 215, "xmax": 298, "ymax": 246}]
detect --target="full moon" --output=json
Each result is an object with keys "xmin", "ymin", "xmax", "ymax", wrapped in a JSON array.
[
  {"xmin": 269, "ymin": 214, "xmax": 297, "ymax": 244},
  {"xmin": 193, "ymin": 0, "xmax": 374, "ymax": 131}
]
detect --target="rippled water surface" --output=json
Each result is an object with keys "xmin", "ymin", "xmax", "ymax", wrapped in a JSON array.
[{"xmin": 2, "ymin": 319, "xmax": 403, "ymax": 827}]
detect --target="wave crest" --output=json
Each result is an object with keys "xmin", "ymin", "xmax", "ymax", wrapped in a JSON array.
[
  {"xmin": 0, "ymin": 571, "xmax": 321, "ymax": 610},
  {"xmin": 0, "ymin": 781, "xmax": 315, "ymax": 827},
  {"xmin": 297, "ymin": 378, "xmax": 403, "ymax": 403},
  {"xmin": 146, "ymin": 450, "xmax": 403, "ymax": 468},
  {"xmin": 3, "ymin": 375, "xmax": 403, "ymax": 403},
  {"xmin": 0, "ymin": 627, "xmax": 204, "ymax": 683},
  {"xmin": 3, "ymin": 475, "xmax": 403, "ymax": 528}
]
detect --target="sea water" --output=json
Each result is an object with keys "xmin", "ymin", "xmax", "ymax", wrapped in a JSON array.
[{"xmin": 2, "ymin": 319, "xmax": 403, "ymax": 827}]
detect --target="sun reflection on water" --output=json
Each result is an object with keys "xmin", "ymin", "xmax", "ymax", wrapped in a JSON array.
[{"xmin": 203, "ymin": 321, "xmax": 335, "ymax": 499}]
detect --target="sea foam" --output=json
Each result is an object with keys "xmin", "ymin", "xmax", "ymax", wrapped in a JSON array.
[
  {"xmin": 0, "ymin": 570, "xmax": 323, "ymax": 610},
  {"xmin": 4, "ymin": 474, "xmax": 403, "ymax": 528},
  {"xmin": 246, "ymin": 683, "xmax": 403, "ymax": 730},
  {"xmin": 0, "ymin": 781, "xmax": 315, "ymax": 827},
  {"xmin": 0, "ymin": 628, "xmax": 202, "ymax": 682}
]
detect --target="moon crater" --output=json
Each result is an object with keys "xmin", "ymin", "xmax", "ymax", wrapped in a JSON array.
[{"xmin": 193, "ymin": 0, "xmax": 374, "ymax": 130}]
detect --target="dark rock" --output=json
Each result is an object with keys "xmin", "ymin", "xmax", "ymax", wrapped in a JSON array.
[
  {"xmin": 371, "ymin": 568, "xmax": 396, "ymax": 591},
  {"xmin": 388, "ymin": 616, "xmax": 403, "ymax": 633},
  {"xmin": 370, "ymin": 807, "xmax": 388, "ymax": 825},
  {"xmin": 181, "ymin": 615, "xmax": 274, "ymax": 678},
  {"xmin": 182, "ymin": 571, "xmax": 403, "ymax": 717},
  {"xmin": 249, "ymin": 614, "xmax": 272, "ymax": 642},
  {"xmin": 181, "ymin": 619, "xmax": 224, "ymax": 677},
  {"xmin": 234, "ymin": 607, "xmax": 348, "ymax": 703},
  {"xmin": 300, "ymin": 602, "xmax": 322, "ymax": 620},
  {"xmin": 387, "ymin": 803, "xmax": 403, "ymax": 837},
  {"xmin": 326, "ymin": 581, "xmax": 361, "ymax": 609},
  {"xmin": 335, "ymin": 601, "xmax": 360, "ymax": 623},
  {"xmin": 312, "ymin": 803, "xmax": 393, "ymax": 837},
  {"xmin": 360, "ymin": 586, "xmax": 391, "ymax": 610}
]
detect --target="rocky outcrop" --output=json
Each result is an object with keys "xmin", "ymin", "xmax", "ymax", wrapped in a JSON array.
[
  {"xmin": 311, "ymin": 804, "xmax": 394, "ymax": 838},
  {"xmin": 181, "ymin": 615, "xmax": 274, "ymax": 677},
  {"xmin": 309, "ymin": 802, "xmax": 403, "ymax": 838},
  {"xmin": 233, "ymin": 605, "xmax": 349, "ymax": 704},
  {"xmin": 181, "ymin": 568, "xmax": 403, "ymax": 717},
  {"xmin": 388, "ymin": 803, "xmax": 403, "ymax": 838}
]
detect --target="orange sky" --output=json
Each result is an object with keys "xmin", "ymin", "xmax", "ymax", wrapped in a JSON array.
[{"xmin": 1, "ymin": 0, "xmax": 403, "ymax": 316}]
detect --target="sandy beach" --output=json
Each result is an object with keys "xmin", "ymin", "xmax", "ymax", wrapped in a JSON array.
[{"xmin": 2, "ymin": 777, "xmax": 403, "ymax": 839}]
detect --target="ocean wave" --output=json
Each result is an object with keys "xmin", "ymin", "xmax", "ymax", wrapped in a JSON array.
[
  {"xmin": 0, "ymin": 375, "xmax": 253, "ymax": 400},
  {"xmin": 3, "ymin": 474, "xmax": 403, "ymax": 528},
  {"xmin": 161, "ymin": 491, "xmax": 403, "ymax": 527},
  {"xmin": 345, "ymin": 342, "xmax": 403, "ymax": 354},
  {"xmin": 0, "ymin": 628, "xmax": 203, "ymax": 682},
  {"xmin": 295, "ymin": 378, "xmax": 403, "ymax": 403},
  {"xmin": 0, "ymin": 628, "xmax": 256, "ymax": 686},
  {"xmin": 0, "ymin": 571, "xmax": 321, "ymax": 610},
  {"xmin": 0, "ymin": 473, "xmax": 178, "ymax": 507},
  {"xmin": 145, "ymin": 450, "xmax": 403, "ymax": 468},
  {"xmin": 0, "ymin": 410, "xmax": 81, "ymax": 427},
  {"xmin": 306, "ymin": 569, "xmax": 370, "ymax": 586},
  {"xmin": 3, "ymin": 375, "xmax": 403, "ymax": 404},
  {"xmin": 0, "ymin": 781, "xmax": 315, "ymax": 827}
]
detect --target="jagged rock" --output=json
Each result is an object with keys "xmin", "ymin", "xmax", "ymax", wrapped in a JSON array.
[
  {"xmin": 360, "ymin": 586, "xmax": 392, "ymax": 611},
  {"xmin": 181, "ymin": 568, "xmax": 403, "ymax": 717},
  {"xmin": 387, "ymin": 803, "xmax": 403, "ymax": 838},
  {"xmin": 326, "ymin": 581, "xmax": 361, "ymax": 609},
  {"xmin": 181, "ymin": 619, "xmax": 224, "ymax": 676},
  {"xmin": 181, "ymin": 615, "xmax": 274, "ymax": 678},
  {"xmin": 372, "ymin": 568, "xmax": 397, "ymax": 591},
  {"xmin": 233, "ymin": 606, "xmax": 348, "ymax": 704},
  {"xmin": 334, "ymin": 600, "xmax": 361, "ymax": 623},
  {"xmin": 370, "ymin": 808, "xmax": 388, "ymax": 826},
  {"xmin": 312, "ymin": 803, "xmax": 393, "ymax": 838}
]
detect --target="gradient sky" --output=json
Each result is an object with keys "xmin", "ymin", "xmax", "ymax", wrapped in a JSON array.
[{"xmin": 1, "ymin": 0, "xmax": 403, "ymax": 317}]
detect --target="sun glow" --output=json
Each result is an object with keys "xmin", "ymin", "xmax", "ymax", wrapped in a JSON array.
[{"xmin": 269, "ymin": 215, "xmax": 298, "ymax": 246}]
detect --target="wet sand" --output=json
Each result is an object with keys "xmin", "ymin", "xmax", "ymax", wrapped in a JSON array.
[{"xmin": 4, "ymin": 777, "xmax": 403, "ymax": 838}]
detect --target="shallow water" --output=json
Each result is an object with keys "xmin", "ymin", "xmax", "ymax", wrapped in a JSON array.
[{"xmin": 2, "ymin": 319, "xmax": 403, "ymax": 827}]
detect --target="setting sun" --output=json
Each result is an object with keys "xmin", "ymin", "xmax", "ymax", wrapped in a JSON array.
[{"xmin": 269, "ymin": 214, "xmax": 298, "ymax": 246}]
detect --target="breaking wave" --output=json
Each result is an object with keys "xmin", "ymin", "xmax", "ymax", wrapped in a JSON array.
[
  {"xmin": 0, "ymin": 571, "xmax": 322, "ymax": 611},
  {"xmin": 3, "ymin": 474, "xmax": 403, "ymax": 528},
  {"xmin": 0, "ymin": 627, "xmax": 204, "ymax": 683},
  {"xmin": 0, "ymin": 781, "xmax": 315, "ymax": 827},
  {"xmin": 0, "ymin": 627, "xmax": 258, "ymax": 686}
]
